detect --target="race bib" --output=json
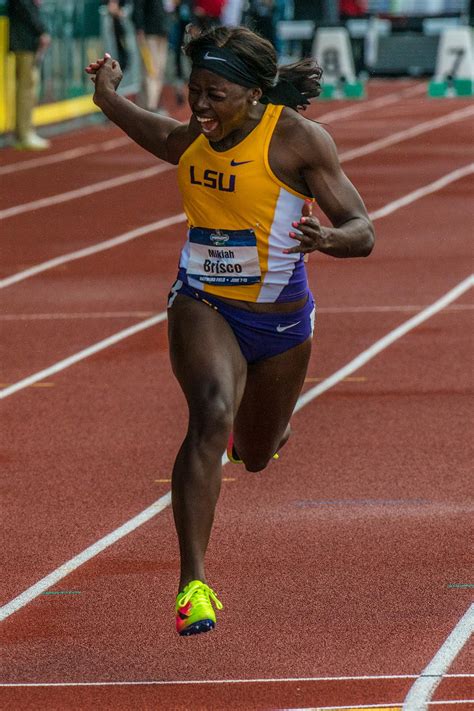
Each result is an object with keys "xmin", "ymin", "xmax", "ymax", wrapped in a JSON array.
[{"xmin": 186, "ymin": 227, "xmax": 261, "ymax": 286}]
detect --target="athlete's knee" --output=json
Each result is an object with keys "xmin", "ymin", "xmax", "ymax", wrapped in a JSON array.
[{"xmin": 189, "ymin": 386, "xmax": 233, "ymax": 445}]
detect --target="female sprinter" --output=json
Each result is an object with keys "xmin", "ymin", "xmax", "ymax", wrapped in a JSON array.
[{"xmin": 85, "ymin": 25, "xmax": 375, "ymax": 636}]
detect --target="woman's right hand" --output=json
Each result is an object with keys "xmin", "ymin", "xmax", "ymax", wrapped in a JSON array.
[{"xmin": 85, "ymin": 54, "xmax": 123, "ymax": 100}]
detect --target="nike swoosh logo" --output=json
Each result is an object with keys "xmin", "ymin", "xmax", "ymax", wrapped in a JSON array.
[
  {"xmin": 276, "ymin": 321, "xmax": 301, "ymax": 333},
  {"xmin": 204, "ymin": 52, "xmax": 227, "ymax": 62},
  {"xmin": 230, "ymin": 159, "xmax": 254, "ymax": 167}
]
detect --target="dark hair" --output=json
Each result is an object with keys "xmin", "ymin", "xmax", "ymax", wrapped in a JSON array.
[{"xmin": 184, "ymin": 25, "xmax": 322, "ymax": 110}]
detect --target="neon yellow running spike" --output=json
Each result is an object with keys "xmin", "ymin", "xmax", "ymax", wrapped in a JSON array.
[{"xmin": 175, "ymin": 580, "xmax": 223, "ymax": 636}]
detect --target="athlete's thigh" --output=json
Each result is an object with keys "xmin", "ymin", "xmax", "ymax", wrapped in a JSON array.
[
  {"xmin": 168, "ymin": 295, "xmax": 247, "ymax": 414},
  {"xmin": 233, "ymin": 337, "xmax": 312, "ymax": 460}
]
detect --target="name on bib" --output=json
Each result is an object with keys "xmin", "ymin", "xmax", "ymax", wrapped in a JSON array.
[{"xmin": 186, "ymin": 227, "xmax": 261, "ymax": 285}]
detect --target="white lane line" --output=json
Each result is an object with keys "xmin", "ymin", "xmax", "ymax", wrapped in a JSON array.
[
  {"xmin": 1, "ymin": 101, "xmax": 470, "ymax": 225},
  {"xmin": 1, "ymin": 304, "xmax": 472, "ymax": 321},
  {"xmin": 0, "ymin": 491, "xmax": 172, "ymax": 623},
  {"xmin": 286, "ymin": 703, "xmax": 474, "ymax": 711},
  {"xmin": 317, "ymin": 304, "xmax": 473, "ymax": 314},
  {"xmin": 294, "ymin": 274, "xmax": 473, "ymax": 412},
  {"xmin": 0, "ymin": 169, "xmax": 471, "ymax": 398},
  {"xmin": 0, "ymin": 312, "xmax": 168, "ymax": 400},
  {"xmin": 0, "ymin": 275, "xmax": 471, "ymax": 619},
  {"xmin": 0, "ymin": 213, "xmax": 186, "ymax": 289},
  {"xmin": 315, "ymin": 82, "xmax": 425, "ymax": 123},
  {"xmin": 306, "ymin": 705, "xmax": 474, "ymax": 711},
  {"xmin": 0, "ymin": 674, "xmax": 472, "ymax": 687},
  {"xmin": 284, "ymin": 704, "xmax": 474, "ymax": 711},
  {"xmin": 339, "ymin": 105, "xmax": 474, "ymax": 162},
  {"xmin": 369, "ymin": 163, "xmax": 474, "ymax": 221},
  {"xmin": 0, "ymin": 675, "xmax": 420, "ymax": 687},
  {"xmin": 0, "ymin": 137, "xmax": 130, "ymax": 176},
  {"xmin": 418, "ymin": 704, "xmax": 474, "ymax": 708},
  {"xmin": 0, "ymin": 311, "xmax": 157, "ymax": 320},
  {"xmin": 0, "ymin": 85, "xmax": 424, "ymax": 177},
  {"xmin": 402, "ymin": 603, "xmax": 474, "ymax": 711},
  {"xmin": 0, "ymin": 163, "xmax": 174, "ymax": 221},
  {"xmin": 2, "ymin": 156, "xmax": 471, "ymax": 291}
]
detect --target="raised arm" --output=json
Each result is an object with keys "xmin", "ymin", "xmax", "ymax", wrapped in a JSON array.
[
  {"xmin": 85, "ymin": 54, "xmax": 199, "ymax": 164},
  {"xmin": 281, "ymin": 118, "xmax": 375, "ymax": 258}
]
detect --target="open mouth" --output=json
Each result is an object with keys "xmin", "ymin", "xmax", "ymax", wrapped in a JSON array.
[{"xmin": 196, "ymin": 116, "xmax": 219, "ymax": 135}]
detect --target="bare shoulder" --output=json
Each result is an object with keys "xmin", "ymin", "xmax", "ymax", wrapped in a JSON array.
[
  {"xmin": 166, "ymin": 118, "xmax": 201, "ymax": 164},
  {"xmin": 272, "ymin": 107, "xmax": 339, "ymax": 169}
]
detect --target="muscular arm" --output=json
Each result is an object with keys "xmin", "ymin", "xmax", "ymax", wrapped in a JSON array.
[
  {"xmin": 86, "ymin": 54, "xmax": 199, "ymax": 163},
  {"xmin": 304, "ymin": 123, "xmax": 374, "ymax": 257},
  {"xmin": 275, "ymin": 115, "xmax": 375, "ymax": 258}
]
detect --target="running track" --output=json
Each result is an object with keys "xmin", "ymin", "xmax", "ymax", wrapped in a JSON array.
[{"xmin": 0, "ymin": 80, "xmax": 473, "ymax": 711}]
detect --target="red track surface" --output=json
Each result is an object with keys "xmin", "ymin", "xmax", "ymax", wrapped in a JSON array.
[{"xmin": 1, "ymin": 80, "xmax": 473, "ymax": 710}]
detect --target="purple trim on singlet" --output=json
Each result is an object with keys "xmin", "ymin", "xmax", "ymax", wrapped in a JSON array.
[{"xmin": 275, "ymin": 256, "xmax": 308, "ymax": 302}]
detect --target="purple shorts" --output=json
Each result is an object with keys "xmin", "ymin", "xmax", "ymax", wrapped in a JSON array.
[{"xmin": 168, "ymin": 279, "xmax": 315, "ymax": 364}]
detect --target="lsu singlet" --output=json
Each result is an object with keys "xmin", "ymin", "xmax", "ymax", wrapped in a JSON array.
[{"xmin": 177, "ymin": 104, "xmax": 310, "ymax": 303}]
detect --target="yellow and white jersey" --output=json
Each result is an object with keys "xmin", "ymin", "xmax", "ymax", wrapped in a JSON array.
[{"xmin": 177, "ymin": 104, "xmax": 310, "ymax": 303}]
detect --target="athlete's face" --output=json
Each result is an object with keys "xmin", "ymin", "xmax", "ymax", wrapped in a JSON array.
[{"xmin": 188, "ymin": 68, "xmax": 261, "ymax": 143}]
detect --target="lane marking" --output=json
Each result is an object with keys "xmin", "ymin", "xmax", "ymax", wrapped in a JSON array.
[
  {"xmin": 286, "ymin": 704, "xmax": 474, "ymax": 711},
  {"xmin": 304, "ymin": 377, "xmax": 367, "ymax": 382},
  {"xmin": 0, "ymin": 311, "xmax": 156, "ymax": 320},
  {"xmin": 315, "ymin": 83, "xmax": 425, "ymax": 123},
  {"xmin": 1, "ymin": 274, "xmax": 471, "ymax": 404},
  {"xmin": 0, "ymin": 137, "xmax": 130, "ymax": 176},
  {"xmin": 0, "ymin": 86, "xmax": 423, "ymax": 178},
  {"xmin": 0, "ymin": 312, "xmax": 168, "ymax": 400},
  {"xmin": 339, "ymin": 105, "xmax": 474, "ymax": 162},
  {"xmin": 0, "ymin": 382, "xmax": 53, "ymax": 389},
  {"xmin": 0, "ymin": 677, "xmax": 419, "ymax": 688},
  {"xmin": 0, "ymin": 101, "xmax": 469, "ymax": 227},
  {"xmin": 293, "ymin": 275, "xmax": 472, "ymax": 413},
  {"xmin": 316, "ymin": 305, "xmax": 473, "ymax": 314},
  {"xmin": 40, "ymin": 591, "xmax": 81, "ymax": 595},
  {"xmin": 0, "ymin": 276, "xmax": 471, "ymax": 619},
  {"xmin": 0, "ymin": 163, "xmax": 472, "ymax": 397},
  {"xmin": 0, "ymin": 163, "xmax": 175, "ymax": 221},
  {"xmin": 295, "ymin": 707, "xmax": 402, "ymax": 711},
  {"xmin": 0, "ymin": 213, "xmax": 187, "ymax": 289},
  {"xmin": 154, "ymin": 478, "xmax": 235, "ymax": 483},
  {"xmin": 0, "ymin": 304, "xmax": 472, "ymax": 321},
  {"xmin": 2, "ymin": 157, "xmax": 472, "ymax": 292},
  {"xmin": 294, "ymin": 499, "xmax": 430, "ymax": 507},
  {"xmin": 0, "ymin": 675, "xmax": 472, "ymax": 687},
  {"xmin": 369, "ymin": 163, "xmax": 474, "ymax": 221},
  {"xmin": 0, "ymin": 491, "xmax": 172, "ymax": 621},
  {"xmin": 402, "ymin": 603, "xmax": 474, "ymax": 710}
]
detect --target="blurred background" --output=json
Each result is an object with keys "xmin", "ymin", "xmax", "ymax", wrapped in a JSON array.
[{"xmin": 0, "ymin": 0, "xmax": 472, "ymax": 145}]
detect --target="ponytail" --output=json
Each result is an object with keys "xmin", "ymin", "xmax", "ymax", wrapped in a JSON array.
[{"xmin": 272, "ymin": 58, "xmax": 323, "ymax": 110}]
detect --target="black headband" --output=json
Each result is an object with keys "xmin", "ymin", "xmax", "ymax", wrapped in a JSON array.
[
  {"xmin": 191, "ymin": 46, "xmax": 258, "ymax": 88},
  {"xmin": 191, "ymin": 45, "xmax": 311, "ymax": 110}
]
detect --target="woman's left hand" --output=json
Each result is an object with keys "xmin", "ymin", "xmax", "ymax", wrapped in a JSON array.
[{"xmin": 283, "ymin": 199, "xmax": 327, "ymax": 255}]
